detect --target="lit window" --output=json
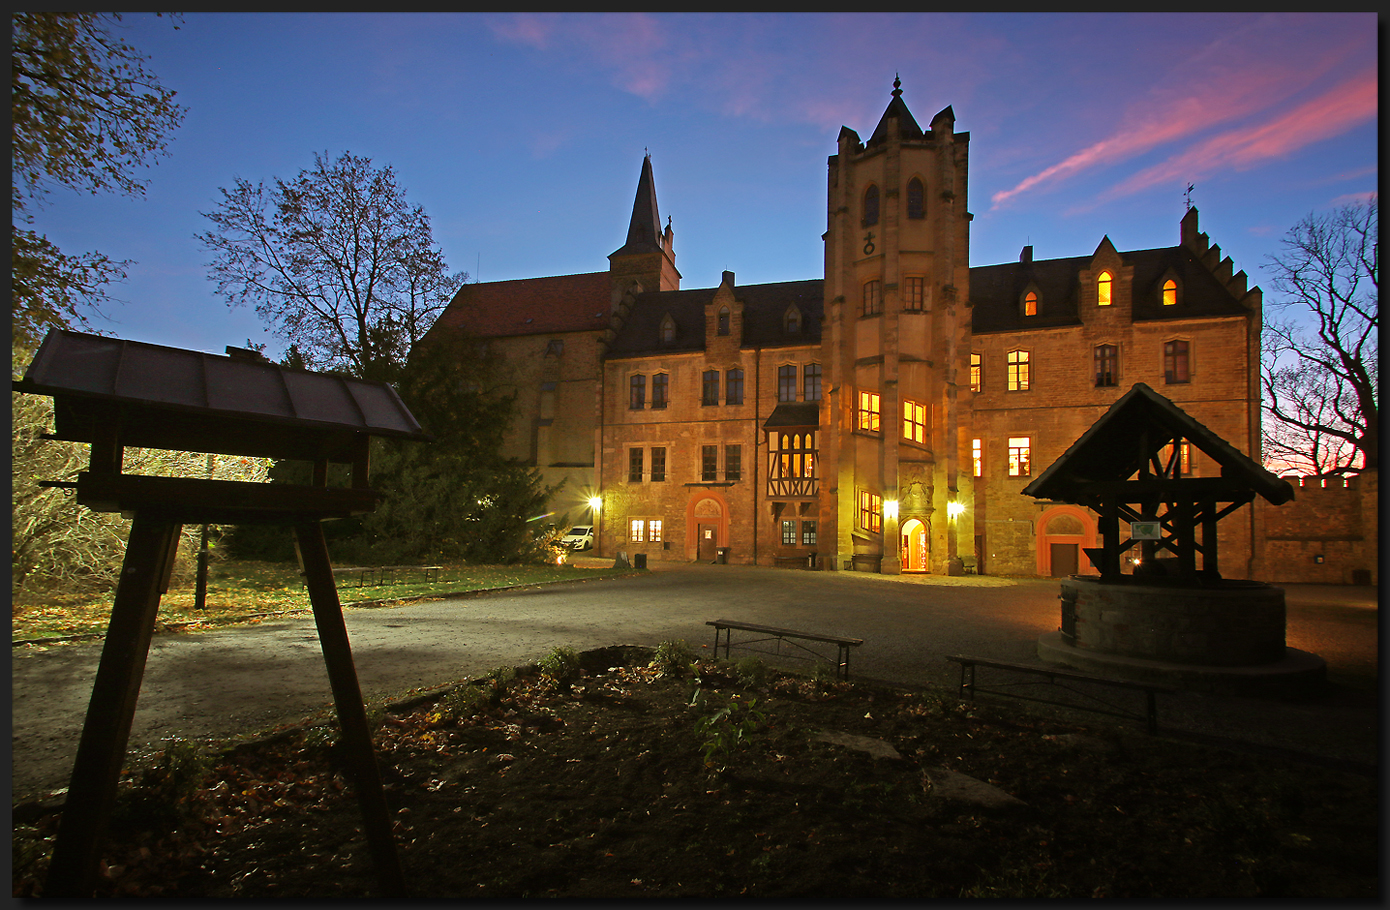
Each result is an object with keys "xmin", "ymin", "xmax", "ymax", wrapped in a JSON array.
[
  {"xmin": 903, "ymin": 399, "xmax": 927, "ymax": 445},
  {"xmin": 1160, "ymin": 440, "xmax": 1192, "ymax": 477},
  {"xmin": 767, "ymin": 431, "xmax": 818, "ymax": 498},
  {"xmin": 1097, "ymin": 271, "xmax": 1113, "ymax": 306},
  {"xmin": 906, "ymin": 177, "xmax": 925, "ymax": 220},
  {"xmin": 770, "ymin": 364, "xmax": 793, "ymax": 402},
  {"xmin": 785, "ymin": 307, "xmax": 801, "ymax": 334},
  {"xmin": 1162, "ymin": 279, "xmax": 1177, "ymax": 306},
  {"xmin": 648, "ymin": 520, "xmax": 663, "ymax": 542},
  {"xmin": 1094, "ymin": 345, "xmax": 1117, "ymax": 388},
  {"xmin": 702, "ymin": 445, "xmax": 718, "ymax": 482},
  {"xmin": 972, "ymin": 438, "xmax": 982, "ymax": 477},
  {"xmin": 863, "ymin": 184, "xmax": 879, "ymax": 227},
  {"xmin": 702, "ymin": 369, "xmax": 719, "ymax": 406},
  {"xmin": 725, "ymin": 368, "xmax": 744, "ymax": 405},
  {"xmin": 651, "ymin": 373, "xmax": 668, "ymax": 409},
  {"xmin": 857, "ymin": 390, "xmax": 881, "ymax": 432},
  {"xmin": 718, "ymin": 306, "xmax": 730, "ymax": 336},
  {"xmin": 1164, "ymin": 340, "xmax": 1190, "ymax": 384},
  {"xmin": 650, "ymin": 447, "xmax": 666, "ymax": 483},
  {"xmin": 970, "ymin": 353, "xmax": 981, "ymax": 392},
  {"xmin": 1008, "ymin": 437, "xmax": 1031, "ymax": 477},
  {"xmin": 628, "ymin": 448, "xmax": 644, "ymax": 483},
  {"xmin": 859, "ymin": 491, "xmax": 883, "ymax": 533},
  {"xmin": 904, "ymin": 276, "xmax": 926, "ymax": 311},
  {"xmin": 1024, "ymin": 291, "xmax": 1037, "ymax": 317},
  {"xmin": 660, "ymin": 317, "xmax": 675, "ymax": 345},
  {"xmin": 782, "ymin": 520, "xmax": 797, "ymax": 545},
  {"xmin": 629, "ymin": 519, "xmax": 645, "ymax": 542},
  {"xmin": 629, "ymin": 374, "xmax": 645, "ymax": 409},
  {"xmin": 803, "ymin": 363, "xmax": 822, "ymax": 402},
  {"xmin": 862, "ymin": 279, "xmax": 882, "ymax": 316},
  {"xmin": 1007, "ymin": 350, "xmax": 1030, "ymax": 391},
  {"xmin": 801, "ymin": 520, "xmax": 818, "ymax": 546},
  {"xmin": 725, "ymin": 445, "xmax": 741, "ymax": 482}
]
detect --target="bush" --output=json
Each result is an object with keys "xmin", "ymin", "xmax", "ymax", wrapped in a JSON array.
[
  {"xmin": 539, "ymin": 646, "xmax": 582, "ymax": 689},
  {"xmin": 733, "ymin": 656, "xmax": 768, "ymax": 689},
  {"xmin": 651, "ymin": 639, "xmax": 696, "ymax": 677}
]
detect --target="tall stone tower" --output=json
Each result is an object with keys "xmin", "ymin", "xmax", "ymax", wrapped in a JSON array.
[{"xmin": 821, "ymin": 78, "xmax": 973, "ymax": 574}]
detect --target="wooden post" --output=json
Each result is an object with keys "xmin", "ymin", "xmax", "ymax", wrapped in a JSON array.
[
  {"xmin": 295, "ymin": 521, "xmax": 406, "ymax": 897},
  {"xmin": 44, "ymin": 512, "xmax": 182, "ymax": 897}
]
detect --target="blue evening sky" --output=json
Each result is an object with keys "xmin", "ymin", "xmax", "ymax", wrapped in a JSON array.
[{"xmin": 25, "ymin": 12, "xmax": 1379, "ymax": 358}]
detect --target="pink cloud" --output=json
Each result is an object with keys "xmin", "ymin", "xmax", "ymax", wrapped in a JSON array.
[
  {"xmin": 1103, "ymin": 70, "xmax": 1377, "ymax": 200},
  {"xmin": 487, "ymin": 13, "xmax": 553, "ymax": 50}
]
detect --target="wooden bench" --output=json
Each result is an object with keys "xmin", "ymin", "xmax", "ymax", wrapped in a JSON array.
[
  {"xmin": 945, "ymin": 655, "xmax": 1175, "ymax": 735},
  {"xmin": 707, "ymin": 619, "xmax": 863, "ymax": 681}
]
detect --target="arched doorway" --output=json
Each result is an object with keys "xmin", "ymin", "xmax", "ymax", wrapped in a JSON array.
[
  {"xmin": 686, "ymin": 494, "xmax": 728, "ymax": 562},
  {"xmin": 901, "ymin": 518, "xmax": 929, "ymax": 573},
  {"xmin": 1036, "ymin": 505, "xmax": 1096, "ymax": 577}
]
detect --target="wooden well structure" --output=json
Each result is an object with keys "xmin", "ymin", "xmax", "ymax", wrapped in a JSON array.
[{"xmin": 14, "ymin": 329, "xmax": 431, "ymax": 897}]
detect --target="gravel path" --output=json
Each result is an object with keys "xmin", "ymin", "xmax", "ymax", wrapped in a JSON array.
[{"xmin": 11, "ymin": 563, "xmax": 1378, "ymax": 798}]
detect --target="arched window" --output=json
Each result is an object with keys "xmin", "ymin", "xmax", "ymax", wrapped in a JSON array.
[
  {"xmin": 1024, "ymin": 291, "xmax": 1038, "ymax": 317},
  {"xmin": 862, "ymin": 184, "xmax": 879, "ymax": 227},
  {"xmin": 1162, "ymin": 279, "xmax": 1177, "ymax": 306},
  {"xmin": 660, "ymin": 315, "xmax": 676, "ymax": 345},
  {"xmin": 1097, "ymin": 271, "xmax": 1113, "ymax": 306},
  {"xmin": 784, "ymin": 306, "xmax": 801, "ymax": 334},
  {"xmin": 717, "ymin": 306, "xmax": 730, "ymax": 336},
  {"xmin": 906, "ymin": 177, "xmax": 925, "ymax": 219}
]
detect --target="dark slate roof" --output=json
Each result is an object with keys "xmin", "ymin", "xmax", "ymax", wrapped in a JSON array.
[
  {"xmin": 15, "ymin": 329, "xmax": 427, "ymax": 448},
  {"xmin": 426, "ymin": 271, "xmax": 612, "ymax": 340},
  {"xmin": 867, "ymin": 91, "xmax": 924, "ymax": 147},
  {"xmin": 763, "ymin": 402, "xmax": 821, "ymax": 429},
  {"xmin": 610, "ymin": 155, "xmax": 664, "ymax": 258},
  {"xmin": 971, "ymin": 245, "xmax": 1251, "ymax": 334},
  {"xmin": 606, "ymin": 279, "xmax": 825, "ymax": 358},
  {"xmin": 1022, "ymin": 383, "xmax": 1294, "ymax": 505}
]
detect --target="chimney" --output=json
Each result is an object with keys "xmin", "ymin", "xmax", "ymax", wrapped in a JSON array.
[
  {"xmin": 722, "ymin": 270, "xmax": 735, "ymax": 287},
  {"xmin": 1020, "ymin": 245, "xmax": 1032, "ymax": 264}
]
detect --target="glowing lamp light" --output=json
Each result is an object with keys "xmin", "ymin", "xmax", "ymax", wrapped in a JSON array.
[
  {"xmin": 883, "ymin": 499, "xmax": 899, "ymax": 521},
  {"xmin": 588, "ymin": 496, "xmax": 602, "ymax": 512},
  {"xmin": 947, "ymin": 501, "xmax": 966, "ymax": 520}
]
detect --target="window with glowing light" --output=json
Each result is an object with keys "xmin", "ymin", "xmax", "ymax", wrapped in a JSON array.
[
  {"xmin": 1024, "ymin": 291, "xmax": 1037, "ymax": 316},
  {"xmin": 857, "ymin": 390, "xmax": 881, "ymax": 432},
  {"xmin": 859, "ymin": 491, "xmax": 883, "ymax": 534},
  {"xmin": 903, "ymin": 399, "xmax": 927, "ymax": 445},
  {"xmin": 1008, "ymin": 437, "xmax": 1032, "ymax": 477},
  {"xmin": 970, "ymin": 353, "xmax": 981, "ymax": 392},
  {"xmin": 1097, "ymin": 271, "xmax": 1113, "ymax": 306},
  {"xmin": 629, "ymin": 519, "xmax": 645, "ymax": 542},
  {"xmin": 1162, "ymin": 279, "xmax": 1177, "ymax": 306},
  {"xmin": 972, "ymin": 438, "xmax": 982, "ymax": 477},
  {"xmin": 1007, "ymin": 350, "xmax": 1030, "ymax": 391}
]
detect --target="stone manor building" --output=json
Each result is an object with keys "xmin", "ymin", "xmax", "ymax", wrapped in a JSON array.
[{"xmin": 421, "ymin": 81, "xmax": 1266, "ymax": 578}]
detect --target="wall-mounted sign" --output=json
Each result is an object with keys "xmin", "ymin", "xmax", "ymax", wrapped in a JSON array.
[{"xmin": 1130, "ymin": 521, "xmax": 1161, "ymax": 540}]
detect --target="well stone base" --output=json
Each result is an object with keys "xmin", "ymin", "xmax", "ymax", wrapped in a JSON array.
[{"xmin": 1059, "ymin": 576, "xmax": 1285, "ymax": 667}]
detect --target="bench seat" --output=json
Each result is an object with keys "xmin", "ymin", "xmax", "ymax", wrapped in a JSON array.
[{"xmin": 708, "ymin": 619, "xmax": 863, "ymax": 680}]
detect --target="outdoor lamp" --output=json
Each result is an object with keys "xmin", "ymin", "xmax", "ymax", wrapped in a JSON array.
[
  {"xmin": 588, "ymin": 496, "xmax": 602, "ymax": 513},
  {"xmin": 883, "ymin": 499, "xmax": 899, "ymax": 521},
  {"xmin": 947, "ymin": 501, "xmax": 965, "ymax": 520}
]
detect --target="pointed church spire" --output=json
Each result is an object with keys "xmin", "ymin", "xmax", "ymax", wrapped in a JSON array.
[
  {"xmin": 611, "ymin": 154, "xmax": 664, "ymax": 257},
  {"xmin": 868, "ymin": 75, "xmax": 923, "ymax": 147}
]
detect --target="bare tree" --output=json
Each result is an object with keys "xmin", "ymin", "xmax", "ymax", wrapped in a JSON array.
[
  {"xmin": 198, "ymin": 151, "xmax": 465, "ymax": 380},
  {"xmin": 1261, "ymin": 196, "xmax": 1377, "ymax": 477}
]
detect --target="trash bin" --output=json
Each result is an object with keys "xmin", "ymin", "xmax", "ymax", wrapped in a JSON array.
[
  {"xmin": 716, "ymin": 547, "xmax": 729, "ymax": 565},
  {"xmin": 633, "ymin": 553, "xmax": 647, "ymax": 569}
]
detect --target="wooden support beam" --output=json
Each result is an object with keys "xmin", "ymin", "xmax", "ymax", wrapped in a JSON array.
[
  {"xmin": 295, "ymin": 521, "xmax": 406, "ymax": 897},
  {"xmin": 44, "ymin": 512, "xmax": 182, "ymax": 897}
]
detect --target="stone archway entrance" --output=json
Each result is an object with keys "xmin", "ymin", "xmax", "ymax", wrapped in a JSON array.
[
  {"xmin": 1037, "ymin": 506, "xmax": 1096, "ymax": 577},
  {"xmin": 900, "ymin": 518, "xmax": 929, "ymax": 573},
  {"xmin": 686, "ymin": 494, "xmax": 728, "ymax": 562}
]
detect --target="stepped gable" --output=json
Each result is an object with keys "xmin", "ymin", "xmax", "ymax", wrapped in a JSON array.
[
  {"xmin": 605, "ymin": 278, "xmax": 825, "ymax": 358},
  {"xmin": 426, "ymin": 271, "xmax": 613, "ymax": 339}
]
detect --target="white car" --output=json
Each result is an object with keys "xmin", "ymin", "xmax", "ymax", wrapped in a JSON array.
[{"xmin": 561, "ymin": 526, "xmax": 594, "ymax": 551}]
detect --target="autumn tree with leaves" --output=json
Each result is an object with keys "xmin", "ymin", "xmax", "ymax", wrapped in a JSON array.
[
  {"xmin": 11, "ymin": 12, "xmax": 185, "ymax": 347},
  {"xmin": 1261, "ymin": 197, "xmax": 1378, "ymax": 478}
]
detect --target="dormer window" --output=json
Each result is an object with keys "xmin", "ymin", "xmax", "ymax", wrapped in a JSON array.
[
  {"xmin": 1097, "ymin": 271, "xmax": 1113, "ymax": 306},
  {"xmin": 1162, "ymin": 279, "xmax": 1178, "ymax": 306},
  {"xmin": 862, "ymin": 184, "xmax": 880, "ymax": 227},
  {"xmin": 1023, "ymin": 291, "xmax": 1038, "ymax": 317},
  {"xmin": 784, "ymin": 306, "xmax": 801, "ymax": 334},
  {"xmin": 660, "ymin": 315, "xmax": 676, "ymax": 345},
  {"xmin": 717, "ymin": 306, "xmax": 730, "ymax": 336},
  {"xmin": 906, "ymin": 177, "xmax": 925, "ymax": 220}
]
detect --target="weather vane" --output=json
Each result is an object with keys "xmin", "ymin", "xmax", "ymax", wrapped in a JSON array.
[{"xmin": 1184, "ymin": 183, "xmax": 1195, "ymax": 211}]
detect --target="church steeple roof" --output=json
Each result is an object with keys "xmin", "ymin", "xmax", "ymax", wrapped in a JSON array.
[
  {"xmin": 611, "ymin": 154, "xmax": 664, "ymax": 257},
  {"xmin": 867, "ymin": 75, "xmax": 924, "ymax": 147}
]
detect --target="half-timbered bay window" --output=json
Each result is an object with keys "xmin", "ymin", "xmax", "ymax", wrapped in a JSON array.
[
  {"xmin": 858, "ymin": 491, "xmax": 883, "ymax": 533},
  {"xmin": 857, "ymin": 390, "xmax": 881, "ymax": 432},
  {"xmin": 903, "ymin": 399, "xmax": 927, "ymax": 445},
  {"xmin": 766, "ymin": 430, "xmax": 818, "ymax": 498}
]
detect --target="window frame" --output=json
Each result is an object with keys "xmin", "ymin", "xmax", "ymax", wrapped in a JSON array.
[
  {"xmin": 1007, "ymin": 436, "xmax": 1032, "ymax": 477},
  {"xmin": 970, "ymin": 352, "xmax": 981, "ymax": 393},
  {"xmin": 1006, "ymin": 349, "xmax": 1031, "ymax": 392},
  {"xmin": 1097, "ymin": 271, "xmax": 1113, "ymax": 306},
  {"xmin": 858, "ymin": 490, "xmax": 883, "ymax": 534},
  {"xmin": 862, "ymin": 279, "xmax": 882, "ymax": 317},
  {"xmin": 725, "ymin": 368, "xmax": 744, "ymax": 405},
  {"xmin": 1023, "ymin": 290, "xmax": 1038, "ymax": 317},
  {"xmin": 701, "ymin": 444, "xmax": 719, "ymax": 483},
  {"xmin": 904, "ymin": 275, "xmax": 926, "ymax": 311},
  {"xmin": 1164, "ymin": 340, "xmax": 1190, "ymax": 384},
  {"xmin": 650, "ymin": 446, "xmax": 666, "ymax": 483},
  {"xmin": 972, "ymin": 438, "xmax": 982, "ymax": 478},
  {"xmin": 1094, "ymin": 344, "xmax": 1118, "ymax": 388},
  {"xmin": 629, "ymin": 374, "xmax": 645, "ymax": 409},
  {"xmin": 902, "ymin": 398, "xmax": 927, "ymax": 445},
  {"xmin": 629, "ymin": 518, "xmax": 645, "ymax": 542},
  {"xmin": 905, "ymin": 177, "xmax": 925, "ymax": 220},
  {"xmin": 724, "ymin": 444, "xmax": 742, "ymax": 482},
  {"xmin": 628, "ymin": 447, "xmax": 644, "ymax": 483},
  {"xmin": 862, "ymin": 183, "xmax": 880, "ymax": 227},
  {"xmin": 781, "ymin": 519, "xmax": 797, "ymax": 545},
  {"xmin": 801, "ymin": 520, "xmax": 818, "ymax": 547},
  {"xmin": 1162, "ymin": 278, "xmax": 1178, "ymax": 307},
  {"xmin": 717, "ymin": 306, "xmax": 730, "ymax": 336},
  {"xmin": 651, "ymin": 372, "xmax": 669, "ymax": 409},
  {"xmin": 803, "ymin": 363, "xmax": 822, "ymax": 402},
  {"xmin": 701, "ymin": 369, "xmax": 720, "ymax": 406},
  {"xmin": 857, "ymin": 390, "xmax": 881, "ymax": 433},
  {"xmin": 659, "ymin": 317, "xmax": 676, "ymax": 345},
  {"xmin": 784, "ymin": 306, "xmax": 801, "ymax": 334},
  {"xmin": 777, "ymin": 364, "xmax": 797, "ymax": 402}
]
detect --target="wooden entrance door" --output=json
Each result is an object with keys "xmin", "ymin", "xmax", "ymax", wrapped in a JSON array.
[
  {"xmin": 1050, "ymin": 542, "xmax": 1079, "ymax": 577},
  {"xmin": 697, "ymin": 524, "xmax": 718, "ymax": 562}
]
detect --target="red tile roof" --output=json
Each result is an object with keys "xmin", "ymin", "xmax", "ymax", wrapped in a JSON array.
[{"xmin": 427, "ymin": 271, "xmax": 612, "ymax": 339}]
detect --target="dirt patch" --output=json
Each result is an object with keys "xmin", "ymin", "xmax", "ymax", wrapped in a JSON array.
[{"xmin": 12, "ymin": 646, "xmax": 1378, "ymax": 898}]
